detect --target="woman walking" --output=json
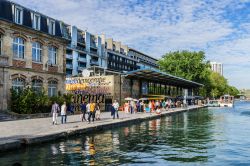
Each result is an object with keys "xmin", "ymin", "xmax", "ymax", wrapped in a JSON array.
[{"xmin": 95, "ymin": 101, "xmax": 101, "ymax": 120}]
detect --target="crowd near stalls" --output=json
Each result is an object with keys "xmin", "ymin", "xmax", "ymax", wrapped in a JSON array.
[{"xmin": 120, "ymin": 95, "xmax": 204, "ymax": 115}]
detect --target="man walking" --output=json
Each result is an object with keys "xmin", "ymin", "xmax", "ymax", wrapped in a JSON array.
[
  {"xmin": 51, "ymin": 101, "xmax": 60, "ymax": 125},
  {"xmin": 88, "ymin": 101, "xmax": 96, "ymax": 123},
  {"xmin": 136, "ymin": 101, "xmax": 141, "ymax": 113},
  {"xmin": 112, "ymin": 100, "xmax": 119, "ymax": 119},
  {"xmin": 81, "ymin": 101, "xmax": 87, "ymax": 121},
  {"xmin": 61, "ymin": 101, "xmax": 67, "ymax": 124}
]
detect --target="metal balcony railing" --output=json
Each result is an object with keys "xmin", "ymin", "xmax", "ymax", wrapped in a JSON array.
[
  {"xmin": 78, "ymin": 66, "xmax": 86, "ymax": 71},
  {"xmin": 66, "ymin": 64, "xmax": 73, "ymax": 69},
  {"xmin": 90, "ymin": 60, "xmax": 99, "ymax": 66},
  {"xmin": 66, "ymin": 54, "xmax": 73, "ymax": 59},
  {"xmin": 78, "ymin": 57, "xmax": 86, "ymax": 62}
]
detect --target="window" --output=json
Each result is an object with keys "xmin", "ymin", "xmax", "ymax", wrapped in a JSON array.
[
  {"xmin": 33, "ymin": 14, "xmax": 40, "ymax": 30},
  {"xmin": 0, "ymin": 34, "xmax": 2, "ymax": 55},
  {"xmin": 12, "ymin": 77, "xmax": 25, "ymax": 93},
  {"xmin": 32, "ymin": 42, "xmax": 42, "ymax": 62},
  {"xmin": 14, "ymin": 6, "xmax": 23, "ymax": 24},
  {"xmin": 48, "ymin": 80, "xmax": 57, "ymax": 97},
  {"xmin": 13, "ymin": 37, "xmax": 25, "ymax": 59},
  {"xmin": 48, "ymin": 20, "xmax": 55, "ymax": 35},
  {"xmin": 48, "ymin": 46, "xmax": 57, "ymax": 65},
  {"xmin": 32, "ymin": 79, "xmax": 43, "ymax": 93}
]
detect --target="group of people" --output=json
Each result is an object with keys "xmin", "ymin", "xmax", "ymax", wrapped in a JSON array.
[
  {"xmin": 51, "ymin": 100, "xmax": 101, "ymax": 125},
  {"xmin": 51, "ymin": 99, "xmax": 120, "ymax": 125},
  {"xmin": 123, "ymin": 99, "xmax": 174, "ymax": 114}
]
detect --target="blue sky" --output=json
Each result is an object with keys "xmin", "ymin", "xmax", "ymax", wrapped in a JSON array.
[{"xmin": 13, "ymin": 0, "xmax": 250, "ymax": 89}]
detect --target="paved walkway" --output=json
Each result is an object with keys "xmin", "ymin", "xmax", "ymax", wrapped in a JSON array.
[{"xmin": 0, "ymin": 105, "xmax": 204, "ymax": 151}]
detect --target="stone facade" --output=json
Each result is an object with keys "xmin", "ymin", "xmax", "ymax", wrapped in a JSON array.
[{"xmin": 0, "ymin": 20, "xmax": 68, "ymax": 111}]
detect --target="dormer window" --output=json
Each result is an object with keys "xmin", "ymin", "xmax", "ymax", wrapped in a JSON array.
[
  {"xmin": 33, "ymin": 14, "xmax": 40, "ymax": 30},
  {"xmin": 14, "ymin": 6, "xmax": 23, "ymax": 25},
  {"xmin": 48, "ymin": 20, "xmax": 55, "ymax": 35}
]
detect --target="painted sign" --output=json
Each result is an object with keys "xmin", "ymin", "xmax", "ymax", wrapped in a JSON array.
[{"xmin": 65, "ymin": 76, "xmax": 113, "ymax": 96}]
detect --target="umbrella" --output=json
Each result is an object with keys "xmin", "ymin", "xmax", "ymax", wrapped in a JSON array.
[
  {"xmin": 133, "ymin": 99, "xmax": 138, "ymax": 101},
  {"xmin": 139, "ymin": 98, "xmax": 148, "ymax": 101},
  {"xmin": 125, "ymin": 97, "xmax": 133, "ymax": 101}
]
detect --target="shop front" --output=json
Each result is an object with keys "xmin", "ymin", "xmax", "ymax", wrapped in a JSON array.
[
  {"xmin": 65, "ymin": 75, "xmax": 118, "ymax": 111},
  {"xmin": 65, "ymin": 68, "xmax": 203, "ymax": 111}
]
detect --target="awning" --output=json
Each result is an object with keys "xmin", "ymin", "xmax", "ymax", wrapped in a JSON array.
[{"xmin": 124, "ymin": 68, "xmax": 203, "ymax": 88}]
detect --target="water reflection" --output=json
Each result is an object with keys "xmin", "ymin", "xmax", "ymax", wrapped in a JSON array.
[{"xmin": 2, "ymin": 103, "xmax": 250, "ymax": 165}]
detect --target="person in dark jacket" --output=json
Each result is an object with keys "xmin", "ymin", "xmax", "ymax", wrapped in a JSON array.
[
  {"xmin": 81, "ymin": 101, "xmax": 87, "ymax": 121},
  {"xmin": 68, "ymin": 102, "xmax": 74, "ymax": 115},
  {"xmin": 110, "ymin": 105, "xmax": 116, "ymax": 118}
]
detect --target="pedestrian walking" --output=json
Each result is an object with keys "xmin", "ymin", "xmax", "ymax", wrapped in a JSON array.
[
  {"xmin": 140, "ymin": 101, "xmax": 144, "ymax": 112},
  {"xmin": 61, "ymin": 101, "xmax": 67, "ymax": 124},
  {"xmin": 129, "ymin": 101, "xmax": 133, "ymax": 114},
  {"xmin": 68, "ymin": 102, "xmax": 75, "ymax": 115},
  {"xmin": 88, "ymin": 101, "xmax": 96, "ymax": 123},
  {"xmin": 51, "ymin": 101, "xmax": 60, "ymax": 125},
  {"xmin": 80, "ymin": 101, "xmax": 87, "ymax": 121},
  {"xmin": 162, "ymin": 100, "xmax": 166, "ymax": 110},
  {"xmin": 95, "ymin": 101, "xmax": 101, "ymax": 120},
  {"xmin": 136, "ymin": 101, "xmax": 141, "ymax": 112},
  {"xmin": 112, "ymin": 100, "xmax": 119, "ymax": 119},
  {"xmin": 86, "ymin": 101, "xmax": 91, "ymax": 121},
  {"xmin": 148, "ymin": 101, "xmax": 152, "ymax": 112},
  {"xmin": 124, "ymin": 101, "xmax": 129, "ymax": 113},
  {"xmin": 155, "ymin": 100, "xmax": 159, "ymax": 109}
]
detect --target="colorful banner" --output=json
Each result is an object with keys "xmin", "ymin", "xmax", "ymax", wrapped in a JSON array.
[{"xmin": 65, "ymin": 76, "xmax": 113, "ymax": 96}]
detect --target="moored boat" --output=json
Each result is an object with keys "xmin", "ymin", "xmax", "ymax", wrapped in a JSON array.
[
  {"xmin": 206, "ymin": 100, "xmax": 220, "ymax": 107},
  {"xmin": 219, "ymin": 95, "xmax": 234, "ymax": 107}
]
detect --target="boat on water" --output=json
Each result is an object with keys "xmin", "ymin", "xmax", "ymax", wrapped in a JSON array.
[
  {"xmin": 206, "ymin": 100, "xmax": 220, "ymax": 107},
  {"xmin": 219, "ymin": 95, "xmax": 234, "ymax": 107}
]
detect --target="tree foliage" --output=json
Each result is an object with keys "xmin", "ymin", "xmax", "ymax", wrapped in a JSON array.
[
  {"xmin": 158, "ymin": 50, "xmax": 239, "ymax": 98},
  {"xmin": 10, "ymin": 88, "xmax": 73, "ymax": 114}
]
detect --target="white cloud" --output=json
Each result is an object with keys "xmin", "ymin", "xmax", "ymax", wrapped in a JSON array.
[{"xmin": 12, "ymin": 0, "xmax": 250, "ymax": 89}]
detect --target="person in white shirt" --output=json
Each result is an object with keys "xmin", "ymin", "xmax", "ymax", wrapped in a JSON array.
[
  {"xmin": 112, "ymin": 100, "xmax": 119, "ymax": 119},
  {"xmin": 86, "ymin": 102, "xmax": 90, "ymax": 121},
  {"xmin": 51, "ymin": 101, "xmax": 60, "ymax": 125},
  {"xmin": 155, "ymin": 100, "xmax": 159, "ymax": 109},
  {"xmin": 61, "ymin": 101, "xmax": 67, "ymax": 124}
]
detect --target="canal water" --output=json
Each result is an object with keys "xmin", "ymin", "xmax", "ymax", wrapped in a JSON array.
[{"xmin": 1, "ymin": 101, "xmax": 250, "ymax": 166}]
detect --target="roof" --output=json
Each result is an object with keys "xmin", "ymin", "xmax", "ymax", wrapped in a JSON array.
[
  {"xmin": 128, "ymin": 47, "xmax": 158, "ymax": 61},
  {"xmin": 124, "ymin": 68, "xmax": 203, "ymax": 88}
]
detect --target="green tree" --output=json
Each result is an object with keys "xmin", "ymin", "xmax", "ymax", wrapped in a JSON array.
[
  {"xmin": 158, "ymin": 51, "xmax": 211, "ymax": 83},
  {"xmin": 158, "ymin": 50, "xmax": 239, "ymax": 98}
]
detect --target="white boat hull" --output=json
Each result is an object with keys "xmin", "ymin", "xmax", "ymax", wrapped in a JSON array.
[{"xmin": 219, "ymin": 103, "xmax": 233, "ymax": 107}]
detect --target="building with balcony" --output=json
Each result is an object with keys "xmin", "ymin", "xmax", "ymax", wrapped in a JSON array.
[
  {"xmin": 0, "ymin": 0, "xmax": 69, "ymax": 111},
  {"xmin": 102, "ymin": 36, "xmax": 138, "ymax": 73},
  {"xmin": 128, "ymin": 48, "xmax": 158, "ymax": 70},
  {"xmin": 65, "ymin": 26, "xmax": 105, "ymax": 76}
]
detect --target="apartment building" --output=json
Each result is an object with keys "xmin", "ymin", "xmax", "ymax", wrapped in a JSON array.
[
  {"xmin": 128, "ymin": 48, "xmax": 158, "ymax": 70},
  {"xmin": 0, "ymin": 0, "xmax": 69, "ymax": 110},
  {"xmin": 65, "ymin": 26, "xmax": 106, "ymax": 76},
  {"xmin": 210, "ymin": 62, "xmax": 223, "ymax": 76},
  {"xmin": 103, "ymin": 37, "xmax": 138, "ymax": 73}
]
